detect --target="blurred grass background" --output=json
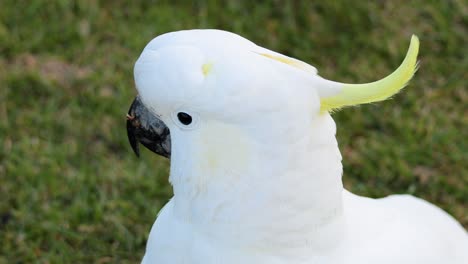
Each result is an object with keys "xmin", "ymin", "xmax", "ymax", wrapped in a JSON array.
[{"xmin": 0, "ymin": 0, "xmax": 467, "ymax": 262}]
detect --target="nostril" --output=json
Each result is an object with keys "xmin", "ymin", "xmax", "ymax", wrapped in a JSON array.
[{"xmin": 126, "ymin": 114, "xmax": 135, "ymax": 121}]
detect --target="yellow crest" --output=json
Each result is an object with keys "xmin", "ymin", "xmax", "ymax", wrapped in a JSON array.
[{"xmin": 319, "ymin": 35, "xmax": 420, "ymax": 111}]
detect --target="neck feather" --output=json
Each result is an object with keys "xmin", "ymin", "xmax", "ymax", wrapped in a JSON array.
[{"xmin": 169, "ymin": 113, "xmax": 344, "ymax": 251}]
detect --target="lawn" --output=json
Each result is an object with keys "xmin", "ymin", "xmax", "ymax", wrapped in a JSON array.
[{"xmin": 1, "ymin": 0, "xmax": 466, "ymax": 263}]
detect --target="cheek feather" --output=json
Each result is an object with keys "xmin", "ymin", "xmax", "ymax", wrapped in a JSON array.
[{"xmin": 196, "ymin": 121, "xmax": 251, "ymax": 175}]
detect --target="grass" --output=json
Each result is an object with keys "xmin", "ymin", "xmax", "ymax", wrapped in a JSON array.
[{"xmin": 1, "ymin": 0, "xmax": 466, "ymax": 262}]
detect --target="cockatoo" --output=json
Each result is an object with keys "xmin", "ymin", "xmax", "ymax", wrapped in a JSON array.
[{"xmin": 126, "ymin": 30, "xmax": 468, "ymax": 264}]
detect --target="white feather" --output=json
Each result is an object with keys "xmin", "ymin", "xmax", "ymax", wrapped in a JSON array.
[{"xmin": 135, "ymin": 29, "xmax": 468, "ymax": 264}]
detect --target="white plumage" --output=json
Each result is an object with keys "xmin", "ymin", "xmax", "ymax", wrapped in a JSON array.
[{"xmin": 132, "ymin": 29, "xmax": 468, "ymax": 263}]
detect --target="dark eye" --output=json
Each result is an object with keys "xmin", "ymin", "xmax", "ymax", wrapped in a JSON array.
[{"xmin": 177, "ymin": 112, "xmax": 192, "ymax": 125}]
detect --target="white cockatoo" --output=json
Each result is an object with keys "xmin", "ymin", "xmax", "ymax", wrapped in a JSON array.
[{"xmin": 126, "ymin": 29, "xmax": 468, "ymax": 264}]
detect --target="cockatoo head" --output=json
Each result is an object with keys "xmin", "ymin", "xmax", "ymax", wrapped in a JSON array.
[
  {"xmin": 127, "ymin": 29, "xmax": 419, "ymax": 171},
  {"xmin": 129, "ymin": 29, "xmax": 324, "ymax": 147}
]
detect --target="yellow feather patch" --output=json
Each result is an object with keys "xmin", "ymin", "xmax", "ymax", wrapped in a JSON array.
[
  {"xmin": 257, "ymin": 53, "xmax": 317, "ymax": 74},
  {"xmin": 202, "ymin": 62, "xmax": 213, "ymax": 76}
]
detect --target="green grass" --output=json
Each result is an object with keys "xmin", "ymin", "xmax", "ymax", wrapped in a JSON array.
[{"xmin": 1, "ymin": 0, "xmax": 466, "ymax": 262}]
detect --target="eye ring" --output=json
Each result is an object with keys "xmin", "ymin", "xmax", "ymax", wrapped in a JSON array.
[{"xmin": 177, "ymin": 112, "xmax": 192, "ymax": 125}]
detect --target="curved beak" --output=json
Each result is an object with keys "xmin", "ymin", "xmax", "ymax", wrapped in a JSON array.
[{"xmin": 126, "ymin": 97, "xmax": 171, "ymax": 158}]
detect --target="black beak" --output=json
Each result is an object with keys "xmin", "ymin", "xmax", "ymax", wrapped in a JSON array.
[{"xmin": 126, "ymin": 97, "xmax": 171, "ymax": 158}]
